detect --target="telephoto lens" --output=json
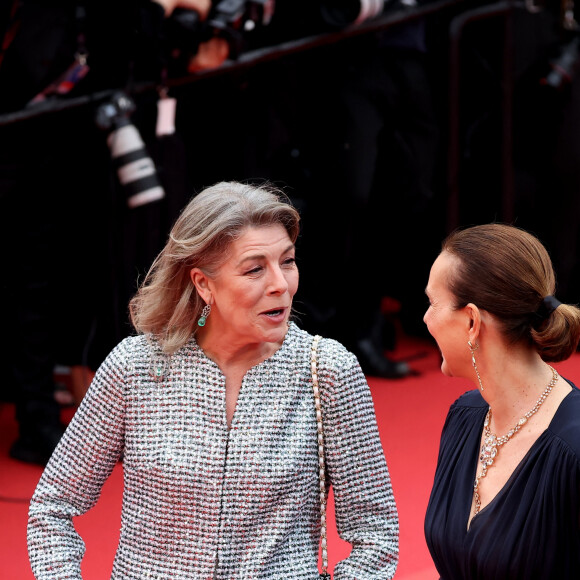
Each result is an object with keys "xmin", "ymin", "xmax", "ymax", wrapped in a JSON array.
[
  {"xmin": 95, "ymin": 93, "xmax": 166, "ymax": 209},
  {"xmin": 319, "ymin": 0, "xmax": 386, "ymax": 28}
]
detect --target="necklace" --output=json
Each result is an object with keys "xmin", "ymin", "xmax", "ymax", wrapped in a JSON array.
[{"xmin": 473, "ymin": 365, "xmax": 559, "ymax": 515}]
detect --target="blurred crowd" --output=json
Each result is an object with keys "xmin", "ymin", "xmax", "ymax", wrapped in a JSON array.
[{"xmin": 1, "ymin": 0, "xmax": 580, "ymax": 464}]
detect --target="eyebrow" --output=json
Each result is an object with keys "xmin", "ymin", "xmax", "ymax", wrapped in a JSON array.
[{"xmin": 237, "ymin": 244, "xmax": 295, "ymax": 266}]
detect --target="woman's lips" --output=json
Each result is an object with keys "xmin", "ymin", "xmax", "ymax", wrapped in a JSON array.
[{"xmin": 261, "ymin": 307, "xmax": 287, "ymax": 321}]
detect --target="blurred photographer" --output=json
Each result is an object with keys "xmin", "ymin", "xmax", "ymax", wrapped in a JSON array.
[
  {"xmin": 0, "ymin": 0, "xmax": 228, "ymax": 465},
  {"xmin": 290, "ymin": 13, "xmax": 440, "ymax": 378},
  {"xmin": 155, "ymin": 0, "xmax": 230, "ymax": 72}
]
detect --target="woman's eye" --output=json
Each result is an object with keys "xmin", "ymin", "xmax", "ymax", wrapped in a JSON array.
[
  {"xmin": 283, "ymin": 257, "xmax": 296, "ymax": 266},
  {"xmin": 246, "ymin": 266, "xmax": 262, "ymax": 275}
]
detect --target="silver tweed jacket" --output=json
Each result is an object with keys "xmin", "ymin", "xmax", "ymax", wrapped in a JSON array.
[{"xmin": 28, "ymin": 323, "xmax": 399, "ymax": 579}]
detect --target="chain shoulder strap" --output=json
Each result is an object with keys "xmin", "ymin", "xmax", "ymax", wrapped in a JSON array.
[{"xmin": 311, "ymin": 334, "xmax": 331, "ymax": 580}]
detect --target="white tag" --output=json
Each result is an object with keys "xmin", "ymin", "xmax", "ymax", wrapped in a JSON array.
[{"xmin": 156, "ymin": 96, "xmax": 177, "ymax": 136}]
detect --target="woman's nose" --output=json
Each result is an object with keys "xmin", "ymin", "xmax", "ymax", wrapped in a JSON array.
[{"xmin": 267, "ymin": 266, "xmax": 289, "ymax": 294}]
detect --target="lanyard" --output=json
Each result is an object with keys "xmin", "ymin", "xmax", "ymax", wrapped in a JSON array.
[{"xmin": 27, "ymin": 4, "xmax": 91, "ymax": 105}]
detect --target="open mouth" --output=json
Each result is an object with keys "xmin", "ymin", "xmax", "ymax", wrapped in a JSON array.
[{"xmin": 263, "ymin": 308, "xmax": 285, "ymax": 317}]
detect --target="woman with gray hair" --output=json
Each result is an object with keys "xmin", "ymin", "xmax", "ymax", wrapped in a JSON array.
[{"xmin": 27, "ymin": 181, "xmax": 399, "ymax": 579}]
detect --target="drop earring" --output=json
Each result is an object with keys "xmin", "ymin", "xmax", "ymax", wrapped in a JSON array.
[
  {"xmin": 468, "ymin": 340, "xmax": 484, "ymax": 391},
  {"xmin": 198, "ymin": 304, "xmax": 211, "ymax": 327}
]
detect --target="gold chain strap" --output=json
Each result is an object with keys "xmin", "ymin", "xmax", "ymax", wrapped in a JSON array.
[{"xmin": 311, "ymin": 334, "xmax": 330, "ymax": 578}]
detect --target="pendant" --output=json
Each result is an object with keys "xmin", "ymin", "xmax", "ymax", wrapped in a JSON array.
[
  {"xmin": 148, "ymin": 355, "xmax": 169, "ymax": 381},
  {"xmin": 480, "ymin": 433, "xmax": 498, "ymax": 467}
]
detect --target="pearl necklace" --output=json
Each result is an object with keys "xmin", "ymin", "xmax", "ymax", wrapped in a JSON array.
[{"xmin": 473, "ymin": 365, "xmax": 559, "ymax": 515}]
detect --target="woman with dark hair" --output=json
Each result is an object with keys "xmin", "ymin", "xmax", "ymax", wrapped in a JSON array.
[
  {"xmin": 27, "ymin": 181, "xmax": 399, "ymax": 579},
  {"xmin": 423, "ymin": 223, "xmax": 580, "ymax": 579}
]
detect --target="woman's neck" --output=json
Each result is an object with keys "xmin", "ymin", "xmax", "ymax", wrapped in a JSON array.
[
  {"xmin": 480, "ymin": 346, "xmax": 556, "ymax": 434},
  {"xmin": 196, "ymin": 328, "xmax": 283, "ymax": 372}
]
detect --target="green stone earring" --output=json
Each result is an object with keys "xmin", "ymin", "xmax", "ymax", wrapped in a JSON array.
[{"xmin": 198, "ymin": 304, "xmax": 211, "ymax": 327}]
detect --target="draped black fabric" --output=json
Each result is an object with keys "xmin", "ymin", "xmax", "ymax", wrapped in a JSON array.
[{"xmin": 424, "ymin": 384, "xmax": 580, "ymax": 580}]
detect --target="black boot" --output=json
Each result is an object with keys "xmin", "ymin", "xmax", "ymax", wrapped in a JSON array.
[{"xmin": 353, "ymin": 336, "xmax": 412, "ymax": 379}]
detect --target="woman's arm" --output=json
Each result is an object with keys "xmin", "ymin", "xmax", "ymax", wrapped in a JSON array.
[
  {"xmin": 27, "ymin": 340, "xmax": 130, "ymax": 579},
  {"xmin": 320, "ymin": 340, "xmax": 399, "ymax": 579}
]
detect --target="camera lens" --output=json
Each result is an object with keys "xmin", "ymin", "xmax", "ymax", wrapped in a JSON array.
[
  {"xmin": 108, "ymin": 120, "xmax": 165, "ymax": 208},
  {"xmin": 96, "ymin": 94, "xmax": 165, "ymax": 209},
  {"xmin": 320, "ymin": 0, "xmax": 386, "ymax": 28}
]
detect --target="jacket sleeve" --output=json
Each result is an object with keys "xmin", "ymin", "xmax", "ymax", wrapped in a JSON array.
[
  {"xmin": 27, "ymin": 339, "xmax": 130, "ymax": 579},
  {"xmin": 319, "ymin": 339, "xmax": 399, "ymax": 579}
]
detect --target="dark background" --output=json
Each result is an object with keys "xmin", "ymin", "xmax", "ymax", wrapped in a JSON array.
[{"xmin": 1, "ymin": 0, "xmax": 580, "ymax": 372}]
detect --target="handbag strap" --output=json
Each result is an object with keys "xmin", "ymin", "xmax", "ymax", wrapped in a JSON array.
[{"xmin": 311, "ymin": 334, "xmax": 331, "ymax": 580}]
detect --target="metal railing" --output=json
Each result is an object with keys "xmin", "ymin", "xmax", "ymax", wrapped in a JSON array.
[{"xmin": 0, "ymin": 0, "xmax": 464, "ymax": 126}]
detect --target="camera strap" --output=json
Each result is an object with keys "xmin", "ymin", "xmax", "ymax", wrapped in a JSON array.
[
  {"xmin": 156, "ymin": 85, "xmax": 176, "ymax": 137},
  {"xmin": 27, "ymin": 4, "xmax": 90, "ymax": 105}
]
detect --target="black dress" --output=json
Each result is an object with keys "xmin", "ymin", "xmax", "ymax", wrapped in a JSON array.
[{"xmin": 424, "ymin": 382, "xmax": 580, "ymax": 579}]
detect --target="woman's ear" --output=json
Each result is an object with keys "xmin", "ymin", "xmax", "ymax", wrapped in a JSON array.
[
  {"xmin": 465, "ymin": 302, "xmax": 481, "ymax": 343},
  {"xmin": 190, "ymin": 268, "xmax": 211, "ymax": 303}
]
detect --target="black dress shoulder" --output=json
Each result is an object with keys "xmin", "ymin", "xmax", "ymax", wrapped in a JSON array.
[{"xmin": 424, "ymin": 382, "xmax": 580, "ymax": 579}]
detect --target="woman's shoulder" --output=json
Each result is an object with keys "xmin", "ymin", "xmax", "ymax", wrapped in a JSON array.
[
  {"xmin": 548, "ymin": 381, "xmax": 580, "ymax": 457},
  {"xmin": 289, "ymin": 323, "xmax": 357, "ymax": 363},
  {"xmin": 436, "ymin": 390, "xmax": 488, "ymax": 445},
  {"xmin": 288, "ymin": 323, "xmax": 360, "ymax": 375},
  {"xmin": 116, "ymin": 333, "xmax": 154, "ymax": 353},
  {"xmin": 439, "ymin": 389, "xmax": 488, "ymax": 431},
  {"xmin": 450, "ymin": 388, "xmax": 488, "ymax": 410},
  {"xmin": 102, "ymin": 333, "xmax": 160, "ymax": 367}
]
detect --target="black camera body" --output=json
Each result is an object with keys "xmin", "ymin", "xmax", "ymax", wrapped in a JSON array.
[{"xmin": 167, "ymin": 0, "xmax": 275, "ymax": 61}]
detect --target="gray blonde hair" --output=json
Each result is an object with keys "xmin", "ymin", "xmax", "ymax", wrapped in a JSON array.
[{"xmin": 130, "ymin": 181, "xmax": 300, "ymax": 354}]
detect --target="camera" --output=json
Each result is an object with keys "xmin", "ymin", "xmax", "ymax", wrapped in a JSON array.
[
  {"xmin": 167, "ymin": 0, "xmax": 275, "ymax": 61},
  {"xmin": 319, "ymin": 0, "xmax": 387, "ymax": 28},
  {"xmin": 95, "ymin": 92, "xmax": 165, "ymax": 209}
]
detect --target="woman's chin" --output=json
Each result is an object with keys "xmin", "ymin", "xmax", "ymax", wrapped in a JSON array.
[
  {"xmin": 258, "ymin": 322, "xmax": 289, "ymax": 345},
  {"xmin": 440, "ymin": 360, "xmax": 453, "ymax": 377}
]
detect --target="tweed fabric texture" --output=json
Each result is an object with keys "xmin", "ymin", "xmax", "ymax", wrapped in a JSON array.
[{"xmin": 28, "ymin": 323, "xmax": 399, "ymax": 579}]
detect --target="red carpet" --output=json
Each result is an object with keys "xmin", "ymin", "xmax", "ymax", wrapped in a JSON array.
[{"xmin": 2, "ymin": 335, "xmax": 579, "ymax": 579}]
